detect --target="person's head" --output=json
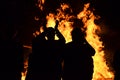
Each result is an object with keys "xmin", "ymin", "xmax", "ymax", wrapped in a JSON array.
[
  {"xmin": 46, "ymin": 27, "xmax": 55, "ymax": 40},
  {"xmin": 71, "ymin": 28, "xmax": 85, "ymax": 43}
]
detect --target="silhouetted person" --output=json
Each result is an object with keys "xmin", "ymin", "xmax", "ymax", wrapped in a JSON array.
[
  {"xmin": 0, "ymin": 31, "xmax": 24, "ymax": 80},
  {"xmin": 63, "ymin": 27, "xmax": 95, "ymax": 80},
  {"xmin": 112, "ymin": 50, "xmax": 120, "ymax": 80},
  {"xmin": 25, "ymin": 27, "xmax": 47, "ymax": 80},
  {"xmin": 45, "ymin": 21, "xmax": 65, "ymax": 80},
  {"xmin": 25, "ymin": 20, "xmax": 65, "ymax": 80}
]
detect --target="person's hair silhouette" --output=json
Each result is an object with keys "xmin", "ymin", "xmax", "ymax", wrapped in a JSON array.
[
  {"xmin": 71, "ymin": 27, "xmax": 85, "ymax": 42},
  {"xmin": 46, "ymin": 27, "xmax": 55, "ymax": 40}
]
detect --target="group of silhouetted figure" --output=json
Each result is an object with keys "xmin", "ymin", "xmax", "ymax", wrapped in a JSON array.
[
  {"xmin": 1, "ymin": 20, "xmax": 120, "ymax": 80},
  {"xmin": 25, "ymin": 20, "xmax": 95, "ymax": 80}
]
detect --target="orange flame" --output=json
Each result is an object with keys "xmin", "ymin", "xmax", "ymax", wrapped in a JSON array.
[
  {"xmin": 37, "ymin": 0, "xmax": 45, "ymax": 10},
  {"xmin": 21, "ymin": 57, "xmax": 28, "ymax": 80},
  {"xmin": 46, "ymin": 13, "xmax": 56, "ymax": 28},
  {"xmin": 77, "ymin": 3, "xmax": 114, "ymax": 80},
  {"xmin": 45, "ymin": 3, "xmax": 74, "ymax": 43},
  {"xmin": 58, "ymin": 20, "xmax": 73, "ymax": 43}
]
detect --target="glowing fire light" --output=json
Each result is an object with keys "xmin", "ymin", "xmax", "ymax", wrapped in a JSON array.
[
  {"xmin": 77, "ymin": 3, "xmax": 114, "ymax": 80},
  {"xmin": 21, "ymin": 1, "xmax": 115, "ymax": 80},
  {"xmin": 37, "ymin": 0, "xmax": 45, "ymax": 10},
  {"xmin": 21, "ymin": 63, "xmax": 28, "ymax": 80},
  {"xmin": 46, "ymin": 13, "xmax": 56, "ymax": 28},
  {"xmin": 45, "ymin": 3, "xmax": 74, "ymax": 43}
]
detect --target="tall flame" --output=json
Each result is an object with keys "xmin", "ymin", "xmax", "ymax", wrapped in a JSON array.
[
  {"xmin": 45, "ymin": 3, "xmax": 74, "ymax": 43},
  {"xmin": 77, "ymin": 3, "xmax": 114, "ymax": 80},
  {"xmin": 46, "ymin": 13, "xmax": 56, "ymax": 28}
]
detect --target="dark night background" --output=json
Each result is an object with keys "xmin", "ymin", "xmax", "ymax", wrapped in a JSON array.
[{"xmin": 0, "ymin": 0, "xmax": 120, "ymax": 68}]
